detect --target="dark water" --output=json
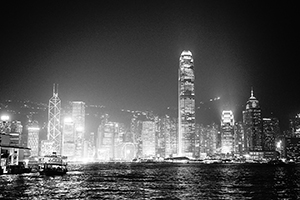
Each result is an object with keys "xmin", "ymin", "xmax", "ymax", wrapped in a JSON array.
[{"xmin": 1, "ymin": 163, "xmax": 300, "ymax": 199}]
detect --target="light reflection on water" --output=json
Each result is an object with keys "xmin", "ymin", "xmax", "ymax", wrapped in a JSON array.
[{"xmin": 1, "ymin": 163, "xmax": 300, "ymax": 199}]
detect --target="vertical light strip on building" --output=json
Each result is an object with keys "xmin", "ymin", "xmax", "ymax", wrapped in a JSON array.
[{"xmin": 178, "ymin": 50, "xmax": 195, "ymax": 157}]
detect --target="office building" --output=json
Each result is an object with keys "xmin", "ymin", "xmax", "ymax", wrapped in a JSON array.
[
  {"xmin": 47, "ymin": 84, "xmax": 62, "ymax": 154},
  {"xmin": 289, "ymin": 114, "xmax": 300, "ymax": 137},
  {"xmin": 178, "ymin": 50, "xmax": 195, "ymax": 157},
  {"xmin": 221, "ymin": 111, "xmax": 234, "ymax": 154},
  {"xmin": 234, "ymin": 121, "xmax": 245, "ymax": 156},
  {"xmin": 72, "ymin": 101, "xmax": 85, "ymax": 159},
  {"xmin": 62, "ymin": 117, "xmax": 76, "ymax": 158},
  {"xmin": 141, "ymin": 121, "xmax": 156, "ymax": 158},
  {"xmin": 27, "ymin": 121, "xmax": 40, "ymax": 157},
  {"xmin": 243, "ymin": 89, "xmax": 263, "ymax": 152}
]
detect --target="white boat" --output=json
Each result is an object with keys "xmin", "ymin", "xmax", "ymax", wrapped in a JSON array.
[{"xmin": 39, "ymin": 154, "xmax": 68, "ymax": 176}]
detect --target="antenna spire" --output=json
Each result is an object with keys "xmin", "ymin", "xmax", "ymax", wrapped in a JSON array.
[{"xmin": 53, "ymin": 83, "xmax": 59, "ymax": 95}]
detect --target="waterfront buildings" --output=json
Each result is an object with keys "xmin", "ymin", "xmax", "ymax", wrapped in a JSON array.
[{"xmin": 178, "ymin": 50, "xmax": 195, "ymax": 157}]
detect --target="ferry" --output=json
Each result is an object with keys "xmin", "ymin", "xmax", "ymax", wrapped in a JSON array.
[{"xmin": 39, "ymin": 153, "xmax": 68, "ymax": 176}]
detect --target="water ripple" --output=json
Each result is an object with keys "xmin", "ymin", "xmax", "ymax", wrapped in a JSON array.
[{"xmin": 1, "ymin": 163, "xmax": 300, "ymax": 199}]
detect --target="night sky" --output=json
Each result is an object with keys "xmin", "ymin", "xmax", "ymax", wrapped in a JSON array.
[{"xmin": 1, "ymin": 1, "xmax": 298, "ymax": 128}]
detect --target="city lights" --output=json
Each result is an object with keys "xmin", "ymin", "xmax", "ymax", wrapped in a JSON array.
[
  {"xmin": 0, "ymin": 50, "xmax": 298, "ymax": 166},
  {"xmin": 64, "ymin": 117, "xmax": 73, "ymax": 123},
  {"xmin": 76, "ymin": 126, "xmax": 84, "ymax": 132},
  {"xmin": 0, "ymin": 115, "xmax": 9, "ymax": 121},
  {"xmin": 276, "ymin": 140, "xmax": 282, "ymax": 149},
  {"xmin": 28, "ymin": 127, "xmax": 40, "ymax": 131}
]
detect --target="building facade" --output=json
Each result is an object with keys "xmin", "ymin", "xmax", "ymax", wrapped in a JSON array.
[
  {"xmin": 289, "ymin": 114, "xmax": 300, "ymax": 137},
  {"xmin": 27, "ymin": 121, "xmax": 40, "ymax": 157},
  {"xmin": 243, "ymin": 89, "xmax": 263, "ymax": 152},
  {"xmin": 62, "ymin": 117, "xmax": 76, "ymax": 158},
  {"xmin": 72, "ymin": 101, "xmax": 85, "ymax": 159},
  {"xmin": 197, "ymin": 123, "xmax": 218, "ymax": 158},
  {"xmin": 221, "ymin": 111, "xmax": 234, "ymax": 154},
  {"xmin": 141, "ymin": 121, "xmax": 156, "ymax": 158},
  {"xmin": 178, "ymin": 50, "xmax": 195, "ymax": 157},
  {"xmin": 234, "ymin": 121, "xmax": 245, "ymax": 156},
  {"xmin": 47, "ymin": 84, "xmax": 62, "ymax": 154},
  {"xmin": 262, "ymin": 118, "xmax": 279, "ymax": 151}
]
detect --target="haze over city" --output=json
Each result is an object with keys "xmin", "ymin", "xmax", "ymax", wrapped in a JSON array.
[{"xmin": 1, "ymin": 1, "xmax": 298, "ymax": 128}]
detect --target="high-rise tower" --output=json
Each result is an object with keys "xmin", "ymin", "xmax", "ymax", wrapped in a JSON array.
[
  {"xmin": 243, "ymin": 88, "xmax": 262, "ymax": 152},
  {"xmin": 178, "ymin": 50, "xmax": 195, "ymax": 157},
  {"xmin": 72, "ymin": 101, "xmax": 85, "ymax": 159},
  {"xmin": 27, "ymin": 121, "xmax": 40, "ymax": 157},
  {"xmin": 221, "ymin": 110, "xmax": 234, "ymax": 154},
  {"xmin": 48, "ymin": 84, "xmax": 62, "ymax": 154}
]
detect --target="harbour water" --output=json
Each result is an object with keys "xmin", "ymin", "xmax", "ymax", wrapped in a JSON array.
[{"xmin": 1, "ymin": 163, "xmax": 300, "ymax": 199}]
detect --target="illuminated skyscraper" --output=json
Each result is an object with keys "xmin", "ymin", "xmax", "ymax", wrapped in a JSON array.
[
  {"xmin": 178, "ymin": 50, "xmax": 195, "ymax": 157},
  {"xmin": 62, "ymin": 117, "xmax": 75, "ymax": 158},
  {"xmin": 197, "ymin": 123, "xmax": 218, "ymax": 158},
  {"xmin": 262, "ymin": 117, "xmax": 279, "ymax": 151},
  {"xmin": 47, "ymin": 84, "xmax": 62, "ymax": 154},
  {"xmin": 221, "ymin": 110, "xmax": 234, "ymax": 154},
  {"xmin": 27, "ymin": 121, "xmax": 40, "ymax": 157},
  {"xmin": 97, "ymin": 116, "xmax": 119, "ymax": 161},
  {"xmin": 141, "ymin": 121, "xmax": 156, "ymax": 158},
  {"xmin": 72, "ymin": 101, "xmax": 85, "ymax": 159},
  {"xmin": 234, "ymin": 121, "xmax": 245, "ymax": 155},
  {"xmin": 161, "ymin": 115, "xmax": 177, "ymax": 158},
  {"xmin": 289, "ymin": 114, "xmax": 300, "ymax": 137},
  {"xmin": 243, "ymin": 88, "xmax": 262, "ymax": 152}
]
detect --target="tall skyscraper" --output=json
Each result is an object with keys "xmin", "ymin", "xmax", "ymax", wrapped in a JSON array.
[
  {"xmin": 62, "ymin": 117, "xmax": 75, "ymax": 158},
  {"xmin": 197, "ymin": 123, "xmax": 218, "ymax": 158},
  {"xmin": 262, "ymin": 117, "xmax": 279, "ymax": 151},
  {"xmin": 243, "ymin": 88, "xmax": 263, "ymax": 152},
  {"xmin": 72, "ymin": 101, "xmax": 85, "ymax": 159},
  {"xmin": 97, "ymin": 114, "xmax": 120, "ymax": 161},
  {"xmin": 161, "ymin": 115, "xmax": 177, "ymax": 158},
  {"xmin": 289, "ymin": 114, "xmax": 300, "ymax": 137},
  {"xmin": 221, "ymin": 110, "xmax": 234, "ymax": 154},
  {"xmin": 48, "ymin": 84, "xmax": 62, "ymax": 154},
  {"xmin": 178, "ymin": 50, "xmax": 195, "ymax": 157},
  {"xmin": 234, "ymin": 121, "xmax": 245, "ymax": 156},
  {"xmin": 141, "ymin": 121, "xmax": 156, "ymax": 158}
]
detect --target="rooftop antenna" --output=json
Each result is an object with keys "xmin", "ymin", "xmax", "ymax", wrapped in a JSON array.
[{"xmin": 53, "ymin": 83, "xmax": 59, "ymax": 96}]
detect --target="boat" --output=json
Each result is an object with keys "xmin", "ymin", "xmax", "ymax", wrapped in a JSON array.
[
  {"xmin": 164, "ymin": 156, "xmax": 190, "ymax": 163},
  {"xmin": 39, "ymin": 154, "xmax": 68, "ymax": 176},
  {"xmin": 267, "ymin": 159, "xmax": 286, "ymax": 166}
]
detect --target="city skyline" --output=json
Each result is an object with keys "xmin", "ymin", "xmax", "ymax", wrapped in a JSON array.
[{"xmin": 1, "ymin": 1, "xmax": 298, "ymax": 129}]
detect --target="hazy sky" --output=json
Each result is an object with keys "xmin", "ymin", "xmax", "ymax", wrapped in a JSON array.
[{"xmin": 1, "ymin": 1, "xmax": 298, "ymax": 127}]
